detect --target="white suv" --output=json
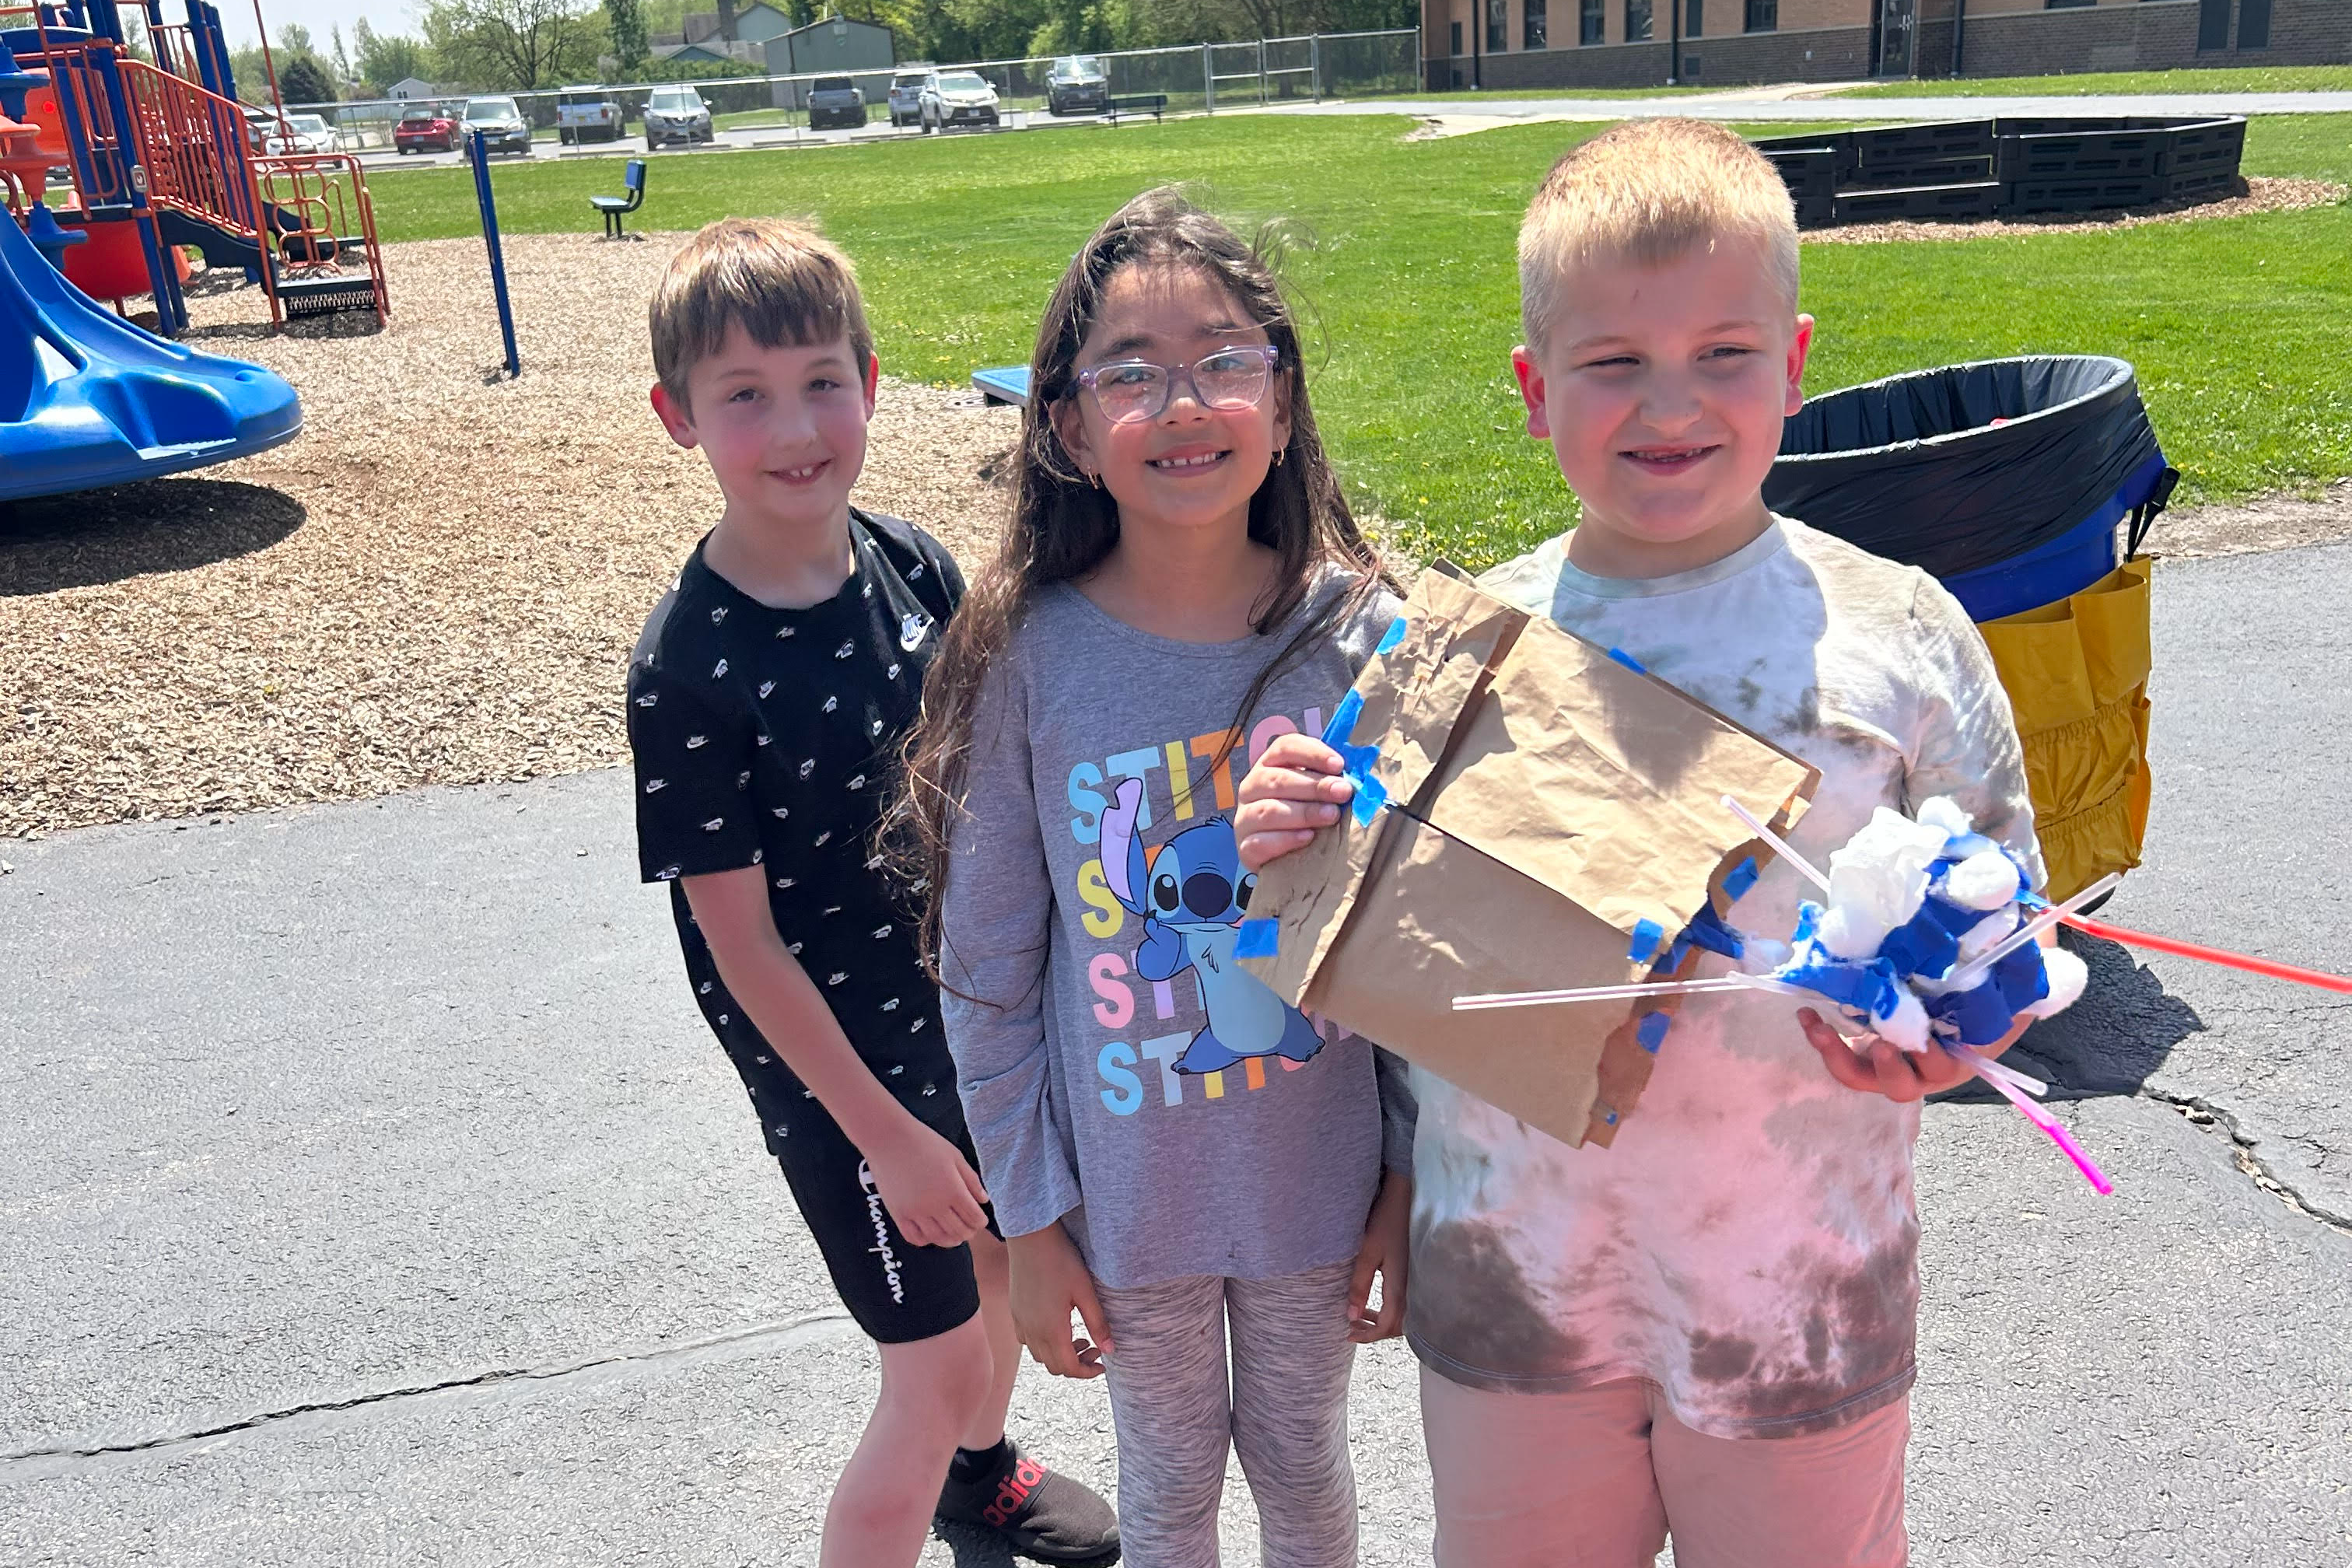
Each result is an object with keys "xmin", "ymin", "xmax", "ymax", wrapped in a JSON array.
[{"xmin": 918, "ymin": 69, "xmax": 999, "ymax": 133}]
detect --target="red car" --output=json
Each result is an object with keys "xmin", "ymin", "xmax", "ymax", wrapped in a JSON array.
[{"xmin": 394, "ymin": 107, "xmax": 460, "ymax": 154}]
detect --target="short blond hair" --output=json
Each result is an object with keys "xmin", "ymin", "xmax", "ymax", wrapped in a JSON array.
[
  {"xmin": 649, "ymin": 216, "xmax": 873, "ymax": 411},
  {"xmin": 1519, "ymin": 118, "xmax": 1800, "ymax": 357}
]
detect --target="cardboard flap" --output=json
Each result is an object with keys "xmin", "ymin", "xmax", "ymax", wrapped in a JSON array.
[{"xmin": 1422, "ymin": 608, "xmax": 1820, "ymax": 948}]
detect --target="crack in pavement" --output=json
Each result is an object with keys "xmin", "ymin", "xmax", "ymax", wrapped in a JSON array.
[
  {"xmin": 0, "ymin": 1310, "xmax": 857, "ymax": 1482},
  {"xmin": 2141, "ymin": 1087, "xmax": 2352, "ymax": 1237}
]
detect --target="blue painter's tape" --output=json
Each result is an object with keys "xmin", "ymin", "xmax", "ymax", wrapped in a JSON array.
[
  {"xmin": 1235, "ymin": 918, "xmax": 1280, "ymax": 958},
  {"xmin": 1724, "ymin": 855, "xmax": 1760, "ymax": 901},
  {"xmin": 1321, "ymin": 690, "xmax": 1364, "ymax": 748},
  {"xmin": 1374, "ymin": 616, "xmax": 1409, "ymax": 656},
  {"xmin": 1636, "ymin": 1011, "xmax": 1671, "ymax": 1054},
  {"xmin": 1322, "ymin": 688, "xmax": 1387, "ymax": 826},
  {"xmin": 1602, "ymin": 1108, "xmax": 1619, "ymax": 1127},
  {"xmin": 1607, "ymin": 646, "xmax": 1647, "ymax": 674},
  {"xmin": 1627, "ymin": 918, "xmax": 1665, "ymax": 964}
]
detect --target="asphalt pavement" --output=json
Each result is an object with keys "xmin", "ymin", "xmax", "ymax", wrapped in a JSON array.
[{"xmin": 3, "ymin": 539, "xmax": 2349, "ymax": 1564}]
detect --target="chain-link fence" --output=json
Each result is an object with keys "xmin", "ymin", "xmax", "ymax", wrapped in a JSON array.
[{"xmin": 286, "ymin": 29, "xmax": 1417, "ymax": 150}]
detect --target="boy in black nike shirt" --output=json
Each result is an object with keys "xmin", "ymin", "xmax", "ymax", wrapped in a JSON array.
[{"xmin": 628, "ymin": 217, "xmax": 1116, "ymax": 1567}]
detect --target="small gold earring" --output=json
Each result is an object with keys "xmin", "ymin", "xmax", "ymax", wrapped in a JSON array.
[
  {"xmin": 1274, "ymin": 449, "xmax": 1286, "ymax": 468},
  {"xmin": 1088, "ymin": 470, "xmax": 1102, "ymax": 489}
]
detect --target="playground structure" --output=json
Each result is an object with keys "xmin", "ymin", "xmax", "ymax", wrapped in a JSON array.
[
  {"xmin": 1, "ymin": 1, "xmax": 394, "ymax": 499},
  {"xmin": 1, "ymin": 0, "xmax": 388, "ymax": 333}
]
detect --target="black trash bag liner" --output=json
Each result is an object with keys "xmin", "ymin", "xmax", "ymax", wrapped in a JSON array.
[{"xmin": 1765, "ymin": 355, "xmax": 2170, "ymax": 581}]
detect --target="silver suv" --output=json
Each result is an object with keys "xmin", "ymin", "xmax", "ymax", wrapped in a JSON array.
[
  {"xmin": 643, "ymin": 85, "xmax": 712, "ymax": 149},
  {"xmin": 887, "ymin": 68, "xmax": 929, "ymax": 128}
]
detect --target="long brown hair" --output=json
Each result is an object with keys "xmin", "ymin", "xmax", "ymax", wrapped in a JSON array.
[{"xmin": 892, "ymin": 185, "xmax": 1388, "ymax": 977}]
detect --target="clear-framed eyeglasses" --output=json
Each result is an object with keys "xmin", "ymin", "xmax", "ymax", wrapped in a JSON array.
[{"xmin": 1073, "ymin": 345, "xmax": 1280, "ymax": 426}]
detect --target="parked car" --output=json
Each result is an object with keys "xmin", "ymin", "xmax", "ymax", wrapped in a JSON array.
[
  {"xmin": 556, "ymin": 87, "xmax": 623, "ymax": 144},
  {"xmin": 252, "ymin": 110, "xmax": 334, "ymax": 156},
  {"xmin": 1046, "ymin": 55, "xmax": 1108, "ymax": 116},
  {"xmin": 806, "ymin": 75, "xmax": 866, "ymax": 131},
  {"xmin": 886, "ymin": 68, "xmax": 929, "ymax": 128},
  {"xmin": 918, "ymin": 69, "xmax": 999, "ymax": 133},
  {"xmin": 393, "ymin": 105, "xmax": 461, "ymax": 154},
  {"xmin": 460, "ymin": 96, "xmax": 534, "ymax": 157},
  {"xmin": 643, "ymin": 84, "xmax": 713, "ymax": 149}
]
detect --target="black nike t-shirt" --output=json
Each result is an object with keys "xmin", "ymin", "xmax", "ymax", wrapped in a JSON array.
[{"xmin": 626, "ymin": 510, "xmax": 964, "ymax": 1153}]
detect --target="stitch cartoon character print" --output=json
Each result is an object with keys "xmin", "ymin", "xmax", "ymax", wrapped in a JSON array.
[{"xmin": 1098, "ymin": 777, "xmax": 1327, "ymax": 1076}]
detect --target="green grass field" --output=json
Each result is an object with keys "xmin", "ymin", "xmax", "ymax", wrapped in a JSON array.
[
  {"xmin": 1836, "ymin": 65, "xmax": 2352, "ymax": 98},
  {"xmin": 366, "ymin": 113, "xmax": 2351, "ymax": 567}
]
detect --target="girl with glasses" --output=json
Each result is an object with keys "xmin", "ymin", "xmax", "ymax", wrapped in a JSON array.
[{"xmin": 895, "ymin": 187, "xmax": 1416, "ymax": 1566}]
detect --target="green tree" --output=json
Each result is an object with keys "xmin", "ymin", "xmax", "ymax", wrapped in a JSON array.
[
  {"xmin": 605, "ymin": 0, "xmax": 648, "ymax": 71},
  {"xmin": 331, "ymin": 23, "xmax": 353, "ymax": 83},
  {"xmin": 422, "ymin": 0, "xmax": 604, "ymax": 90},
  {"xmin": 351, "ymin": 18, "xmax": 434, "ymax": 90},
  {"xmin": 278, "ymin": 52, "xmax": 338, "ymax": 103}
]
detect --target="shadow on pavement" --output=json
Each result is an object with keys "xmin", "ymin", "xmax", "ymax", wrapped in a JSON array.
[
  {"xmin": 0, "ymin": 478, "xmax": 306, "ymax": 594},
  {"xmin": 1934, "ymin": 926, "xmax": 2204, "ymax": 1106}
]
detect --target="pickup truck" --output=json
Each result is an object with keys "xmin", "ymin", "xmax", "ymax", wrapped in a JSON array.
[{"xmin": 556, "ymin": 88, "xmax": 623, "ymax": 145}]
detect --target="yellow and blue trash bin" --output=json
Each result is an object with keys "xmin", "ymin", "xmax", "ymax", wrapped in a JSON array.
[{"xmin": 1766, "ymin": 356, "xmax": 2176, "ymax": 901}]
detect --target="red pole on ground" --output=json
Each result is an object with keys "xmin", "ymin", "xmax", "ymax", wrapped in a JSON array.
[{"xmin": 2064, "ymin": 915, "xmax": 2352, "ymax": 995}]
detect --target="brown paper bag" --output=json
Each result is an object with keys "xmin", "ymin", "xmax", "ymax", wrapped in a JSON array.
[{"xmin": 1238, "ymin": 565, "xmax": 1820, "ymax": 1148}]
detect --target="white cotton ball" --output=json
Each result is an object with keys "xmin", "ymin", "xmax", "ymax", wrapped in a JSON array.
[
  {"xmin": 1875, "ymin": 987, "xmax": 1933, "ymax": 1053},
  {"xmin": 1944, "ymin": 847, "xmax": 2026, "ymax": 912},
  {"xmin": 1740, "ymin": 938, "xmax": 1792, "ymax": 973},
  {"xmin": 2025, "ymin": 947, "xmax": 2089, "ymax": 1019},
  {"xmin": 1826, "ymin": 808, "xmax": 1946, "ymax": 940},
  {"xmin": 1915, "ymin": 796, "xmax": 1975, "ymax": 840},
  {"xmin": 1817, "ymin": 903, "xmax": 1893, "ymax": 961}
]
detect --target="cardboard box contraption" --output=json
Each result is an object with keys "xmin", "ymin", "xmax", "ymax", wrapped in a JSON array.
[{"xmin": 1237, "ymin": 566, "xmax": 1821, "ymax": 1150}]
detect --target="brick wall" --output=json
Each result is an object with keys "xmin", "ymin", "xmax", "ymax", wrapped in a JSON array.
[
  {"xmin": 1682, "ymin": 23, "xmax": 1877, "ymax": 82},
  {"xmin": 1957, "ymin": 0, "xmax": 2350, "ymax": 75}
]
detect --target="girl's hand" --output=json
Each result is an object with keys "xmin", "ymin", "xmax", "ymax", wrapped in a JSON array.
[
  {"xmin": 1347, "ymin": 1170, "xmax": 1412, "ymax": 1343},
  {"xmin": 1797, "ymin": 1006, "xmax": 2037, "ymax": 1103},
  {"xmin": 1007, "ymin": 1224, "xmax": 1114, "ymax": 1379},
  {"xmin": 862, "ymin": 1118, "xmax": 991, "ymax": 1248},
  {"xmin": 1236, "ymin": 733, "xmax": 1354, "ymax": 871}
]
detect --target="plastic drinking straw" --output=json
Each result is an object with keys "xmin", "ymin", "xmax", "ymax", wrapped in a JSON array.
[
  {"xmin": 1963, "ymin": 1050, "xmax": 2049, "ymax": 1099},
  {"xmin": 2063, "ymin": 915, "xmax": 2352, "ymax": 994},
  {"xmin": 1454, "ymin": 971, "xmax": 1811, "ymax": 1012},
  {"xmin": 1720, "ymin": 796, "xmax": 1833, "ymax": 896},
  {"xmin": 1947, "ymin": 872, "xmax": 2123, "ymax": 992},
  {"xmin": 1946, "ymin": 1043, "xmax": 2114, "ymax": 1195}
]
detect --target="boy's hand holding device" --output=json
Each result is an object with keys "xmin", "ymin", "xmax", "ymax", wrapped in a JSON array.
[{"xmin": 1347, "ymin": 1170, "xmax": 1412, "ymax": 1343}]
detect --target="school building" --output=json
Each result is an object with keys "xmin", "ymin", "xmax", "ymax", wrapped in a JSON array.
[{"xmin": 1419, "ymin": 0, "xmax": 2350, "ymax": 89}]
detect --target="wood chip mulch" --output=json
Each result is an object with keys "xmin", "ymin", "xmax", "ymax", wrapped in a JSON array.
[
  {"xmin": 2, "ymin": 232, "xmax": 1022, "ymax": 838},
  {"xmin": 1808, "ymin": 176, "xmax": 2346, "ymax": 244}
]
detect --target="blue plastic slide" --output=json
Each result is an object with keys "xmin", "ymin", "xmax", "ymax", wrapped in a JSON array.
[{"xmin": 2, "ymin": 205, "xmax": 301, "ymax": 503}]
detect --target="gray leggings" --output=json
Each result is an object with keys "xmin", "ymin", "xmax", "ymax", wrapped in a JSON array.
[{"xmin": 1094, "ymin": 1260, "xmax": 1360, "ymax": 1568}]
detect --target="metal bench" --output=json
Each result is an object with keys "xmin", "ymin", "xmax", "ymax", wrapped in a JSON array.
[
  {"xmin": 590, "ymin": 159, "xmax": 646, "ymax": 240},
  {"xmin": 1104, "ymin": 93, "xmax": 1166, "ymax": 124}
]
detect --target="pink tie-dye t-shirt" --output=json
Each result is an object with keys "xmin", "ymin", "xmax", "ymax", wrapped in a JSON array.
[{"xmin": 1406, "ymin": 516, "xmax": 2043, "ymax": 1440}]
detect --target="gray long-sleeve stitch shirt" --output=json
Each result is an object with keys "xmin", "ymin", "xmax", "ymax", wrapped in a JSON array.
[{"xmin": 940, "ymin": 576, "xmax": 1412, "ymax": 1290}]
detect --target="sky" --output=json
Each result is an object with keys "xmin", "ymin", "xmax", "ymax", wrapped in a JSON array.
[{"xmin": 213, "ymin": 0, "xmax": 419, "ymax": 53}]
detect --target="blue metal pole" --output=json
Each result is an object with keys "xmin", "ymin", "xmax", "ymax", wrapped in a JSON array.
[{"xmin": 472, "ymin": 130, "xmax": 520, "ymax": 377}]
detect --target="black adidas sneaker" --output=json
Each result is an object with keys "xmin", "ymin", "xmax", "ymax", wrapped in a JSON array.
[{"xmin": 936, "ymin": 1438, "xmax": 1120, "ymax": 1565}]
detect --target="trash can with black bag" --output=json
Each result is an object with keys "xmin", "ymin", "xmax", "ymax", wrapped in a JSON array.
[{"xmin": 1764, "ymin": 355, "xmax": 2178, "ymax": 902}]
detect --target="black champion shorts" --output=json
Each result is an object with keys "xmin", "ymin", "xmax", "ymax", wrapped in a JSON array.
[{"xmin": 773, "ymin": 1101, "xmax": 994, "ymax": 1345}]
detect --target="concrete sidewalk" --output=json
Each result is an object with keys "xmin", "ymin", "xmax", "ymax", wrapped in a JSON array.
[{"xmin": 4, "ymin": 543, "xmax": 2349, "ymax": 1565}]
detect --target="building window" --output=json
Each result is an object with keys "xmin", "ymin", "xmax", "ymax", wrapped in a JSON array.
[
  {"xmin": 1451, "ymin": 17, "xmax": 1463, "ymax": 53},
  {"xmin": 2044, "ymin": 0, "xmax": 2095, "ymax": 9},
  {"xmin": 1526, "ymin": 0, "xmax": 1549, "ymax": 47},
  {"xmin": 1626, "ymin": 0, "xmax": 1653, "ymax": 41},
  {"xmin": 1744, "ymin": 0, "xmax": 1776, "ymax": 31},
  {"xmin": 1686, "ymin": 0, "xmax": 1703, "ymax": 36},
  {"xmin": 2238, "ymin": 0, "xmax": 2271, "ymax": 47},
  {"xmin": 1489, "ymin": 0, "xmax": 1508, "ymax": 51},
  {"xmin": 2195, "ymin": 0, "xmax": 2229, "ymax": 47},
  {"xmin": 1581, "ymin": 0, "xmax": 1604, "ymax": 44}
]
